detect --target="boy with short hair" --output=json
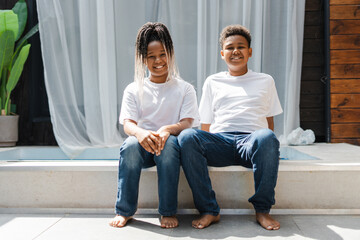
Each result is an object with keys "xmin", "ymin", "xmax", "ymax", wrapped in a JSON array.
[{"xmin": 178, "ymin": 25, "xmax": 283, "ymax": 230}]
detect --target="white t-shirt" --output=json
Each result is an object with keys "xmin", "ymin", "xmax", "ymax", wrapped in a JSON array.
[
  {"xmin": 119, "ymin": 77, "xmax": 200, "ymax": 131},
  {"xmin": 199, "ymin": 70, "xmax": 283, "ymax": 133}
]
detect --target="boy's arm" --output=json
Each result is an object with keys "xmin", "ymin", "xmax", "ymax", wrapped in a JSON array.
[
  {"xmin": 267, "ymin": 117, "xmax": 274, "ymax": 131},
  {"xmin": 157, "ymin": 118, "xmax": 194, "ymax": 136},
  {"xmin": 156, "ymin": 118, "xmax": 194, "ymax": 151},
  {"xmin": 201, "ymin": 123, "xmax": 211, "ymax": 132}
]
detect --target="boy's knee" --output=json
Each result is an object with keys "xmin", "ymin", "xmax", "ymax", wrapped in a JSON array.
[
  {"xmin": 254, "ymin": 129, "xmax": 279, "ymax": 146},
  {"xmin": 164, "ymin": 135, "xmax": 179, "ymax": 148},
  {"xmin": 250, "ymin": 129, "xmax": 279, "ymax": 158},
  {"xmin": 177, "ymin": 128, "xmax": 198, "ymax": 147}
]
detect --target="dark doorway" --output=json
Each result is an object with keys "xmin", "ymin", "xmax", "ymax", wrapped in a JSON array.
[{"xmin": 1, "ymin": 0, "xmax": 57, "ymax": 145}]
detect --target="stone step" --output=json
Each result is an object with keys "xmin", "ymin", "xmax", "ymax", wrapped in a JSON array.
[{"xmin": 0, "ymin": 143, "xmax": 359, "ymax": 212}]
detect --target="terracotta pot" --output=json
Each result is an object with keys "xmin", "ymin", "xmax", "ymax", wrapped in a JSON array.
[{"xmin": 0, "ymin": 115, "xmax": 19, "ymax": 147}]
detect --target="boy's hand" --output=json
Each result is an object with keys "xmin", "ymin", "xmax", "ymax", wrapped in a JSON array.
[{"xmin": 135, "ymin": 130, "xmax": 160, "ymax": 154}]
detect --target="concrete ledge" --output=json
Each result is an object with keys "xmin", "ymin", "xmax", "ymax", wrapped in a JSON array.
[
  {"xmin": 1, "ymin": 143, "xmax": 360, "ymax": 172},
  {"xmin": 1, "ymin": 160, "xmax": 360, "ymax": 172},
  {"xmin": 1, "ymin": 143, "xmax": 360, "ymax": 211}
]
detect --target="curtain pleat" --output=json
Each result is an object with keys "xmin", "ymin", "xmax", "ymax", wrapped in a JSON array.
[{"xmin": 36, "ymin": 0, "xmax": 305, "ymax": 157}]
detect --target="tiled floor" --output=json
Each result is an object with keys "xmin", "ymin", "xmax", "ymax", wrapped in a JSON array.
[{"xmin": 0, "ymin": 214, "xmax": 360, "ymax": 240}]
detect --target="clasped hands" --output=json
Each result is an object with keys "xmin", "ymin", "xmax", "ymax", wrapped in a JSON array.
[{"xmin": 136, "ymin": 128, "xmax": 170, "ymax": 156}]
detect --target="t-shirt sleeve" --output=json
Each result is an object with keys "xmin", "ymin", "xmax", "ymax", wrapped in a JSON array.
[
  {"xmin": 267, "ymin": 78, "xmax": 283, "ymax": 117},
  {"xmin": 198, "ymin": 79, "xmax": 213, "ymax": 124},
  {"xmin": 119, "ymin": 84, "xmax": 139, "ymax": 125},
  {"xmin": 179, "ymin": 84, "xmax": 200, "ymax": 127}
]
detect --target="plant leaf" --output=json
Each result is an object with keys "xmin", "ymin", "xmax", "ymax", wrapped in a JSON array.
[
  {"xmin": 0, "ymin": 30, "xmax": 16, "ymax": 71},
  {"xmin": 1, "ymin": 70, "xmax": 7, "ymax": 111},
  {"xmin": 6, "ymin": 44, "xmax": 30, "ymax": 93},
  {"xmin": 0, "ymin": 10, "xmax": 18, "ymax": 41},
  {"xmin": 12, "ymin": 24, "xmax": 38, "ymax": 70},
  {"xmin": 4, "ymin": 44, "xmax": 30, "ymax": 115},
  {"xmin": 12, "ymin": 0, "xmax": 27, "ymax": 41},
  {"xmin": 14, "ymin": 24, "xmax": 38, "ymax": 55},
  {"xmin": 0, "ymin": 31, "xmax": 15, "ymax": 111}
]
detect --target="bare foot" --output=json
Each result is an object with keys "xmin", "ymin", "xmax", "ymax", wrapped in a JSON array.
[
  {"xmin": 192, "ymin": 214, "xmax": 220, "ymax": 229},
  {"xmin": 160, "ymin": 216, "xmax": 179, "ymax": 228},
  {"xmin": 109, "ymin": 215, "xmax": 132, "ymax": 228},
  {"xmin": 256, "ymin": 213, "xmax": 280, "ymax": 230}
]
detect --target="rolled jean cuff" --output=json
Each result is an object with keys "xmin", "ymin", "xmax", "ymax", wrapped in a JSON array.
[
  {"xmin": 159, "ymin": 210, "xmax": 177, "ymax": 217},
  {"xmin": 200, "ymin": 211, "xmax": 220, "ymax": 216},
  {"xmin": 254, "ymin": 208, "xmax": 271, "ymax": 214},
  {"xmin": 115, "ymin": 210, "xmax": 135, "ymax": 217}
]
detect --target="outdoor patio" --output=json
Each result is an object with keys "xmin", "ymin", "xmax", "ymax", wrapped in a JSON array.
[
  {"xmin": 1, "ymin": 213, "xmax": 360, "ymax": 240},
  {"xmin": 1, "ymin": 0, "xmax": 359, "ymax": 239},
  {"xmin": 0, "ymin": 143, "xmax": 360, "ymax": 239},
  {"xmin": 1, "ymin": 143, "xmax": 360, "ymax": 211}
]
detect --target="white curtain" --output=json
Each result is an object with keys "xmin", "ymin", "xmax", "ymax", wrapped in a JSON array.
[{"xmin": 36, "ymin": 0, "xmax": 305, "ymax": 158}]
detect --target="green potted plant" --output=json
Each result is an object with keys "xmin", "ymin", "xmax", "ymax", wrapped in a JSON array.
[{"xmin": 0, "ymin": 0, "xmax": 38, "ymax": 146}]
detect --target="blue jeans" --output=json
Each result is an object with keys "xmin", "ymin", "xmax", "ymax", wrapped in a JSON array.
[
  {"xmin": 115, "ymin": 135, "xmax": 180, "ymax": 217},
  {"xmin": 177, "ymin": 128, "xmax": 280, "ymax": 215}
]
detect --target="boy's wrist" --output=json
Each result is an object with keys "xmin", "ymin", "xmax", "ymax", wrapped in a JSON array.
[{"xmin": 157, "ymin": 126, "xmax": 171, "ymax": 135}]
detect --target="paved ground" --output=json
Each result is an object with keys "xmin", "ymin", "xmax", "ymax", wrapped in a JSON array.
[{"xmin": 1, "ymin": 214, "xmax": 360, "ymax": 240}]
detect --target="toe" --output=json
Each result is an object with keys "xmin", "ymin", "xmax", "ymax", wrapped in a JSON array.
[{"xmin": 192, "ymin": 221, "xmax": 197, "ymax": 228}]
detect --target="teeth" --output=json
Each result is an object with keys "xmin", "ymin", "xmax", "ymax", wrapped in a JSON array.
[{"xmin": 155, "ymin": 65, "xmax": 164, "ymax": 69}]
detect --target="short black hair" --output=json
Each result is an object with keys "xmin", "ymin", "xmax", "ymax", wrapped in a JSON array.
[{"xmin": 219, "ymin": 25, "xmax": 251, "ymax": 48}]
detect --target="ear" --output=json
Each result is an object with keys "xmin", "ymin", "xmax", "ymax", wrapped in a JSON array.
[
  {"xmin": 249, "ymin": 48, "xmax": 252, "ymax": 58},
  {"xmin": 220, "ymin": 50, "xmax": 225, "ymax": 59}
]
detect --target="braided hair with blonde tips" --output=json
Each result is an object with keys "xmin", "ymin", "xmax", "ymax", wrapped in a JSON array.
[{"xmin": 134, "ymin": 22, "xmax": 179, "ymax": 103}]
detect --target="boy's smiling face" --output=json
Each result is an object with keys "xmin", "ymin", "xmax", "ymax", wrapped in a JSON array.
[{"xmin": 221, "ymin": 35, "xmax": 252, "ymax": 76}]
